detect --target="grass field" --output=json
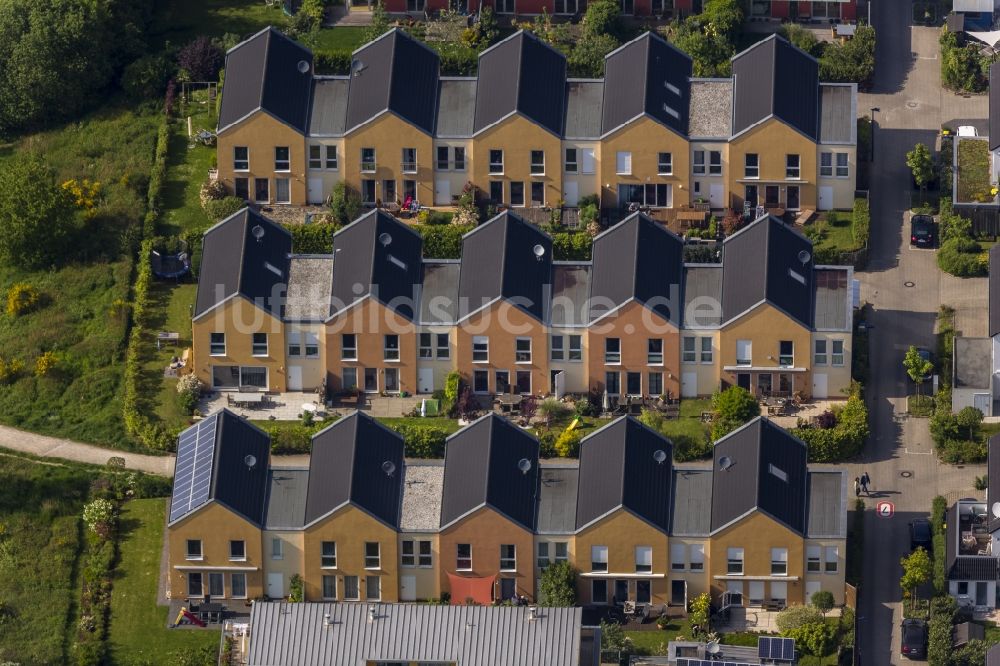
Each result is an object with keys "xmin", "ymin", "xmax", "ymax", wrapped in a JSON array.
[
  {"xmin": 109, "ymin": 498, "xmax": 221, "ymax": 664},
  {"xmin": 147, "ymin": 283, "xmax": 199, "ymax": 431},
  {"xmin": 314, "ymin": 25, "xmax": 368, "ymax": 52},
  {"xmin": 161, "ymin": 99, "xmax": 218, "ymax": 237},
  {"xmin": 150, "ymin": 0, "xmax": 290, "ymax": 47},
  {"xmin": 0, "ymin": 453, "xmax": 94, "ymax": 663},
  {"xmin": 625, "ymin": 617, "xmax": 692, "ymax": 655}
]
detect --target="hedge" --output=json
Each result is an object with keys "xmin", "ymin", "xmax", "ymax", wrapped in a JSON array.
[
  {"xmin": 314, "ymin": 47, "xmax": 478, "ymax": 76},
  {"xmin": 794, "ymin": 385, "xmax": 869, "ymax": 462},
  {"xmin": 390, "ymin": 424, "xmax": 449, "ymax": 458},
  {"xmin": 851, "ymin": 197, "xmax": 869, "ymax": 248},
  {"xmin": 263, "ymin": 421, "xmax": 450, "ymax": 458},
  {"xmin": 927, "ymin": 596, "xmax": 957, "ymax": 666},
  {"xmin": 931, "ymin": 496, "xmax": 947, "ymax": 595},
  {"xmin": 284, "ymin": 222, "xmax": 340, "ymax": 254},
  {"xmin": 418, "ymin": 223, "xmax": 474, "ymax": 259},
  {"xmin": 74, "ymin": 507, "xmax": 119, "ymax": 665},
  {"xmin": 551, "ymin": 231, "xmax": 593, "ymax": 260}
]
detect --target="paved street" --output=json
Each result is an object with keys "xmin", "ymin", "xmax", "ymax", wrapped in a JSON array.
[{"xmin": 854, "ymin": 5, "xmax": 990, "ymax": 663}]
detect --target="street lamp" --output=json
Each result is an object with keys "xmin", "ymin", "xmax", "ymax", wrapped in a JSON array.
[{"xmin": 870, "ymin": 107, "xmax": 880, "ymax": 163}]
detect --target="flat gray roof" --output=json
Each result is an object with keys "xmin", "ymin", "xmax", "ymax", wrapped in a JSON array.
[
  {"xmin": 400, "ymin": 461, "xmax": 444, "ymax": 532},
  {"xmin": 419, "ymin": 261, "xmax": 460, "ymax": 324},
  {"xmin": 436, "ymin": 78, "xmax": 477, "ymax": 138},
  {"xmin": 551, "ymin": 264, "xmax": 590, "ymax": 327},
  {"xmin": 671, "ymin": 468, "xmax": 712, "ymax": 536},
  {"xmin": 308, "ymin": 78, "xmax": 349, "ymax": 136},
  {"xmin": 564, "ymin": 80, "xmax": 603, "ymax": 139},
  {"xmin": 683, "ymin": 265, "xmax": 722, "ymax": 328},
  {"xmin": 538, "ymin": 465, "xmax": 579, "ymax": 534},
  {"xmin": 955, "ymin": 337, "xmax": 991, "ymax": 390},
  {"xmin": 286, "ymin": 256, "xmax": 333, "ymax": 321},
  {"xmin": 814, "ymin": 267, "xmax": 850, "ymax": 331},
  {"xmin": 688, "ymin": 80, "xmax": 732, "ymax": 138},
  {"xmin": 806, "ymin": 471, "xmax": 846, "ymax": 538},
  {"xmin": 819, "ymin": 84, "xmax": 856, "ymax": 144},
  {"xmin": 263, "ymin": 469, "xmax": 308, "ymax": 530}
]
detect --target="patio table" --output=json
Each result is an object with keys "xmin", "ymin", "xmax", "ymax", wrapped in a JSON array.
[
  {"xmin": 232, "ymin": 392, "xmax": 265, "ymax": 406},
  {"xmin": 198, "ymin": 602, "xmax": 224, "ymax": 623}
]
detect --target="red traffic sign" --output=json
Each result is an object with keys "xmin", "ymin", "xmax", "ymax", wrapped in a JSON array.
[{"xmin": 876, "ymin": 501, "xmax": 894, "ymax": 518}]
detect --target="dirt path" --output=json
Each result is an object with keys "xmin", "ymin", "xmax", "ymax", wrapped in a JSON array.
[{"xmin": 0, "ymin": 424, "xmax": 175, "ymax": 476}]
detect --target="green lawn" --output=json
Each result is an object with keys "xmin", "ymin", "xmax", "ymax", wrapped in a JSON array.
[
  {"xmin": 313, "ymin": 26, "xmax": 369, "ymax": 52},
  {"xmin": 0, "ymin": 453, "xmax": 94, "ymax": 664},
  {"xmin": 806, "ymin": 213, "xmax": 861, "ymax": 255},
  {"xmin": 150, "ymin": 0, "xmax": 290, "ymax": 47},
  {"xmin": 147, "ymin": 283, "xmax": 199, "ymax": 430},
  {"xmin": 161, "ymin": 93, "xmax": 217, "ymax": 237},
  {"xmin": 957, "ymin": 138, "xmax": 992, "ymax": 203},
  {"xmin": 625, "ymin": 617, "xmax": 692, "ymax": 655},
  {"xmin": 109, "ymin": 498, "xmax": 221, "ymax": 663}
]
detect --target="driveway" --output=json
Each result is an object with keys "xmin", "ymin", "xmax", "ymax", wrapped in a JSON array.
[{"xmin": 855, "ymin": 4, "xmax": 989, "ymax": 664}]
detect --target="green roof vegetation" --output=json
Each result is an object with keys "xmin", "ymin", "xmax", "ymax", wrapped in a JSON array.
[{"xmin": 956, "ymin": 138, "xmax": 994, "ymax": 203}]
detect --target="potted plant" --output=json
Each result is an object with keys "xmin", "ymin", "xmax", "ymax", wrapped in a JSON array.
[{"xmin": 656, "ymin": 614, "xmax": 670, "ymax": 630}]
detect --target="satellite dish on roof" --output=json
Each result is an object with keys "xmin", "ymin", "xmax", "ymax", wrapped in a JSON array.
[
  {"xmin": 706, "ymin": 640, "xmax": 721, "ymax": 655},
  {"xmin": 798, "ymin": 250, "xmax": 812, "ymax": 265},
  {"xmin": 653, "ymin": 449, "xmax": 667, "ymax": 465},
  {"xmin": 719, "ymin": 455, "xmax": 734, "ymax": 471},
  {"xmin": 532, "ymin": 244, "xmax": 546, "ymax": 261},
  {"xmin": 297, "ymin": 60, "xmax": 310, "ymax": 74},
  {"xmin": 381, "ymin": 460, "xmax": 396, "ymax": 477},
  {"xmin": 378, "ymin": 232, "xmax": 393, "ymax": 247},
  {"xmin": 352, "ymin": 59, "xmax": 366, "ymax": 76},
  {"xmin": 992, "ymin": 502, "xmax": 1000, "ymax": 519},
  {"xmin": 244, "ymin": 454, "xmax": 257, "ymax": 470},
  {"xmin": 518, "ymin": 458, "xmax": 532, "ymax": 475},
  {"xmin": 252, "ymin": 225, "xmax": 265, "ymax": 242}
]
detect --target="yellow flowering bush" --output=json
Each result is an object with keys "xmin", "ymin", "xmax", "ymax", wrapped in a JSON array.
[
  {"xmin": 60, "ymin": 178, "xmax": 102, "ymax": 216},
  {"xmin": 5, "ymin": 282, "xmax": 39, "ymax": 316},
  {"xmin": 34, "ymin": 351, "xmax": 58, "ymax": 377}
]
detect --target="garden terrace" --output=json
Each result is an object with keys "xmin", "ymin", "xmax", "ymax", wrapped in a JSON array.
[{"xmin": 955, "ymin": 137, "xmax": 997, "ymax": 205}]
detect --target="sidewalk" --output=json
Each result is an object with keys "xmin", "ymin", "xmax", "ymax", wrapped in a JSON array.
[{"xmin": 0, "ymin": 424, "xmax": 175, "ymax": 476}]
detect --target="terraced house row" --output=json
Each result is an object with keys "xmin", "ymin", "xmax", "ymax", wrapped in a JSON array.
[
  {"xmin": 166, "ymin": 410, "xmax": 847, "ymax": 609},
  {"xmin": 215, "ymin": 26, "xmax": 857, "ymax": 215},
  {"xmin": 191, "ymin": 207, "xmax": 854, "ymax": 401}
]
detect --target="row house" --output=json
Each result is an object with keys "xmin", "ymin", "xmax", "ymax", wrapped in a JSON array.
[
  {"xmin": 214, "ymin": 27, "xmax": 857, "ymax": 215},
  {"xmin": 165, "ymin": 411, "xmax": 848, "ymax": 610}
]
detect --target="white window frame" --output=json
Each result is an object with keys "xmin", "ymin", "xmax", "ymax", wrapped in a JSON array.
[
  {"xmin": 436, "ymin": 333, "xmax": 450, "ymax": 359},
  {"xmin": 836, "ymin": 152, "xmax": 849, "ymax": 177},
  {"xmin": 275, "ymin": 177, "xmax": 290, "ymax": 204},
  {"xmin": 325, "ymin": 145, "xmax": 338, "ymax": 170},
  {"xmin": 807, "ymin": 545, "xmax": 822, "ymax": 573},
  {"xmin": 832, "ymin": 339, "xmax": 845, "ymax": 366},
  {"xmin": 658, "ymin": 151, "xmax": 672, "ymax": 175},
  {"xmin": 252, "ymin": 333, "xmax": 268, "ymax": 357},
  {"xmin": 515, "ymin": 337, "xmax": 532, "ymax": 363},
  {"xmin": 693, "ymin": 150, "xmax": 706, "ymax": 175},
  {"xmin": 537, "ymin": 542, "xmax": 550, "ymax": 569},
  {"xmin": 454, "ymin": 147, "xmax": 466, "ymax": 171},
  {"xmin": 820, "ymin": 151, "xmax": 833, "ymax": 177},
  {"xmin": 384, "ymin": 334, "xmax": 400, "ymax": 362},
  {"xmin": 457, "ymin": 543, "xmax": 472, "ymax": 571},
  {"xmin": 271, "ymin": 537, "xmax": 283, "ymax": 560},
  {"xmin": 605, "ymin": 338, "xmax": 621, "ymax": 365},
  {"xmin": 361, "ymin": 147, "xmax": 376, "ymax": 173},
  {"xmin": 344, "ymin": 575, "xmax": 360, "ymax": 601},
  {"xmin": 616, "ymin": 151, "xmax": 632, "ymax": 175},
  {"xmin": 186, "ymin": 539, "xmax": 203, "ymax": 561},
  {"xmin": 682, "ymin": 336, "xmax": 696, "ymax": 363},
  {"xmin": 636, "ymin": 545, "xmax": 653, "ymax": 573},
  {"xmin": 231, "ymin": 572, "xmax": 248, "ymax": 599},
  {"xmin": 786, "ymin": 154, "xmax": 801, "ymax": 180},
  {"xmin": 771, "ymin": 547, "xmax": 788, "ymax": 576},
  {"xmin": 824, "ymin": 546, "xmax": 839, "ymax": 573},
  {"xmin": 647, "ymin": 338, "xmax": 663, "ymax": 365},
  {"xmin": 700, "ymin": 337, "xmax": 713, "ymax": 364},
  {"xmin": 670, "ymin": 543, "xmax": 686, "ymax": 571},
  {"xmin": 341, "ymin": 334, "xmax": 358, "ymax": 361},
  {"xmin": 814, "ymin": 339, "xmax": 828, "ymax": 366},
  {"xmin": 436, "ymin": 145, "xmax": 450, "ymax": 171},
  {"xmin": 274, "ymin": 146, "xmax": 290, "ymax": 172},
  {"xmin": 419, "ymin": 332, "xmax": 433, "ymax": 359},
  {"xmin": 229, "ymin": 539, "xmax": 246, "ymax": 562},
  {"xmin": 234, "ymin": 146, "xmax": 249, "ymax": 171},
  {"xmin": 321, "ymin": 574, "xmax": 337, "ymax": 600},
  {"xmin": 321, "ymin": 541, "xmax": 337, "ymax": 569},
  {"xmin": 565, "ymin": 148, "xmax": 578, "ymax": 173},
  {"xmin": 500, "ymin": 544, "xmax": 517, "ymax": 572},
  {"xmin": 690, "ymin": 544, "xmax": 705, "ymax": 571},
  {"xmin": 727, "ymin": 547, "xmax": 744, "ymax": 575},
  {"xmin": 401, "ymin": 147, "xmax": 417, "ymax": 174},
  {"xmin": 551, "ymin": 335, "xmax": 564, "ymax": 361},
  {"xmin": 308, "ymin": 144, "xmax": 322, "ymax": 169},
  {"xmin": 568, "ymin": 335, "xmax": 582, "ymax": 361},
  {"xmin": 581, "ymin": 148, "xmax": 596, "ymax": 174},
  {"xmin": 530, "ymin": 150, "xmax": 545, "ymax": 175},
  {"xmin": 708, "ymin": 150, "xmax": 722, "ymax": 175},
  {"xmin": 591, "ymin": 545, "xmax": 608, "ymax": 572},
  {"xmin": 210, "ymin": 332, "xmax": 226, "ymax": 356},
  {"xmin": 736, "ymin": 339, "xmax": 752, "ymax": 367},
  {"xmin": 472, "ymin": 336, "xmax": 489, "ymax": 363},
  {"xmin": 364, "ymin": 541, "xmax": 381, "ymax": 570},
  {"xmin": 744, "ymin": 153, "xmax": 759, "ymax": 179},
  {"xmin": 489, "ymin": 149, "xmax": 504, "ymax": 175},
  {"xmin": 287, "ymin": 331, "xmax": 302, "ymax": 357},
  {"xmin": 779, "ymin": 340, "xmax": 794, "ymax": 367}
]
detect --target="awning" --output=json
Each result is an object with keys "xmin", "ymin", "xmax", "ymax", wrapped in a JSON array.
[
  {"xmin": 447, "ymin": 573, "xmax": 496, "ymax": 605},
  {"xmin": 713, "ymin": 575, "xmax": 801, "ymax": 582},
  {"xmin": 722, "ymin": 366, "xmax": 808, "ymax": 373},
  {"xmin": 969, "ymin": 30, "xmax": 1000, "ymax": 48}
]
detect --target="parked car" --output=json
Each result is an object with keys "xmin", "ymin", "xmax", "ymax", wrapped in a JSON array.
[
  {"xmin": 910, "ymin": 214, "xmax": 937, "ymax": 248},
  {"xmin": 909, "ymin": 518, "xmax": 932, "ymax": 552},
  {"xmin": 901, "ymin": 618, "xmax": 927, "ymax": 659}
]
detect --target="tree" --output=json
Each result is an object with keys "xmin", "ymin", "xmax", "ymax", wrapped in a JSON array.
[
  {"xmin": 688, "ymin": 592, "xmax": 711, "ymax": 637},
  {"xmin": 900, "ymin": 547, "xmax": 931, "ymax": 610},
  {"xmin": 668, "ymin": 19, "xmax": 734, "ymax": 77},
  {"xmin": 810, "ymin": 590, "xmax": 835, "ymax": 616},
  {"xmin": 177, "ymin": 36, "xmax": 223, "ymax": 82},
  {"xmin": 362, "ymin": 1, "xmax": 391, "ymax": 43},
  {"xmin": 120, "ymin": 54, "xmax": 174, "ymax": 101},
  {"xmin": 780, "ymin": 24, "xmax": 821, "ymax": 57},
  {"xmin": 699, "ymin": 0, "xmax": 743, "ymax": 42},
  {"xmin": 329, "ymin": 181, "xmax": 362, "ymax": 224},
  {"xmin": 582, "ymin": 0, "xmax": 623, "ymax": 40},
  {"xmin": 903, "ymin": 346, "xmax": 934, "ymax": 396},
  {"xmin": 776, "ymin": 604, "xmax": 824, "ymax": 633},
  {"xmin": 906, "ymin": 143, "xmax": 934, "ymax": 197},
  {"xmin": 710, "ymin": 386, "xmax": 759, "ymax": 440},
  {"xmin": 538, "ymin": 560, "xmax": 577, "ymax": 606},
  {"xmin": 0, "ymin": 155, "xmax": 80, "ymax": 269},
  {"xmin": 819, "ymin": 24, "xmax": 876, "ymax": 85},
  {"xmin": 567, "ymin": 32, "xmax": 619, "ymax": 78}
]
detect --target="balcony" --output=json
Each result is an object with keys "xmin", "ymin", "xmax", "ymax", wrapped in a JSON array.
[
  {"xmin": 360, "ymin": 161, "xmax": 376, "ymax": 173},
  {"xmin": 401, "ymin": 162, "xmax": 417, "ymax": 173}
]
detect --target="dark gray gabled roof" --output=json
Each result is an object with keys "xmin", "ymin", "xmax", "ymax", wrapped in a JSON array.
[
  {"xmin": 195, "ymin": 208, "xmax": 292, "ymax": 319},
  {"xmin": 589, "ymin": 213, "xmax": 684, "ymax": 324},
  {"xmin": 330, "ymin": 210, "xmax": 423, "ymax": 320},
  {"xmin": 989, "ymin": 244, "xmax": 1000, "ymax": 336},
  {"xmin": 218, "ymin": 27, "xmax": 314, "ymax": 134},
  {"xmin": 710, "ymin": 418, "xmax": 809, "ymax": 536},
  {"xmin": 457, "ymin": 211, "xmax": 552, "ymax": 322},
  {"xmin": 991, "ymin": 63, "xmax": 1000, "ymax": 151},
  {"xmin": 473, "ymin": 31, "xmax": 567, "ymax": 136},
  {"xmin": 440, "ymin": 414, "xmax": 540, "ymax": 531},
  {"xmin": 732, "ymin": 35, "xmax": 819, "ymax": 141},
  {"xmin": 345, "ymin": 29, "xmax": 440, "ymax": 135},
  {"xmin": 169, "ymin": 409, "xmax": 271, "ymax": 526},
  {"xmin": 988, "ymin": 436, "xmax": 1000, "ymax": 533},
  {"xmin": 601, "ymin": 32, "xmax": 691, "ymax": 137},
  {"xmin": 721, "ymin": 215, "xmax": 815, "ymax": 328},
  {"xmin": 575, "ymin": 417, "xmax": 674, "ymax": 532},
  {"xmin": 303, "ymin": 412, "xmax": 405, "ymax": 528}
]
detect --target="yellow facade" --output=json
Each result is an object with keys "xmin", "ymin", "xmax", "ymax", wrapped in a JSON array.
[
  {"xmin": 471, "ymin": 116, "xmax": 562, "ymax": 208},
  {"xmin": 728, "ymin": 120, "xmax": 819, "ymax": 211},
  {"xmin": 343, "ymin": 114, "xmax": 435, "ymax": 207},
  {"xmin": 326, "ymin": 298, "xmax": 419, "ymax": 394},
  {"xmin": 719, "ymin": 306, "xmax": 813, "ymax": 399},
  {"xmin": 192, "ymin": 297, "xmax": 287, "ymax": 392},
  {"xmin": 398, "ymin": 533, "xmax": 441, "ymax": 601},
  {"xmin": 455, "ymin": 301, "xmax": 550, "ymax": 396},
  {"xmin": 573, "ymin": 510, "xmax": 670, "ymax": 605},
  {"xmin": 600, "ymin": 117, "xmax": 691, "ymax": 209},
  {"xmin": 217, "ymin": 112, "xmax": 308, "ymax": 205},
  {"xmin": 439, "ymin": 508, "xmax": 537, "ymax": 602}
]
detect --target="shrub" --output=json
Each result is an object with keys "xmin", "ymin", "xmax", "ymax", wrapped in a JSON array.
[
  {"xmin": 176, "ymin": 374, "xmax": 203, "ymax": 415},
  {"xmin": 582, "ymin": 0, "xmax": 623, "ymax": 39},
  {"xmin": 82, "ymin": 498, "xmax": 116, "ymax": 540},
  {"xmin": 796, "ymin": 386, "xmax": 869, "ymax": 462},
  {"xmin": 285, "ymin": 222, "xmax": 339, "ymax": 254},
  {"xmin": 551, "ymin": 231, "xmax": 593, "ymax": 260},
  {"xmin": 0, "ymin": 155, "xmax": 80, "ymax": 269},
  {"xmin": 34, "ymin": 351, "xmax": 58, "ymax": 377},
  {"xmin": 199, "ymin": 179, "xmax": 227, "ymax": 207},
  {"xmin": 938, "ymin": 236, "xmax": 987, "ymax": 277},
  {"xmin": 538, "ymin": 560, "xmax": 577, "ymax": 606},
  {"xmin": 928, "ymin": 595, "xmax": 957, "ymax": 666},
  {"xmin": 554, "ymin": 429, "xmax": 582, "ymax": 458},
  {"xmin": 121, "ymin": 54, "xmax": 174, "ymax": 102},
  {"xmin": 0, "ymin": 357, "xmax": 24, "ymax": 384},
  {"xmin": 288, "ymin": 574, "xmax": 303, "ymax": 602},
  {"xmin": 852, "ymin": 197, "xmax": 870, "ymax": 248},
  {"xmin": 819, "ymin": 24, "xmax": 875, "ymax": 85},
  {"xmin": 537, "ymin": 398, "xmax": 572, "ymax": 426},
  {"xmin": 537, "ymin": 430, "xmax": 557, "ymax": 458},
  {"xmin": 177, "ymin": 36, "xmax": 224, "ymax": 82},
  {"xmin": 776, "ymin": 605, "xmax": 824, "ymax": 633},
  {"xmin": 203, "ymin": 196, "xmax": 245, "ymax": 222},
  {"xmin": 689, "ymin": 592, "xmax": 711, "ymax": 636},
  {"xmin": 392, "ymin": 424, "xmax": 448, "ymax": 458},
  {"xmin": 6, "ymin": 282, "xmax": 39, "ymax": 316},
  {"xmin": 264, "ymin": 424, "xmax": 316, "ymax": 454},
  {"xmin": 418, "ymin": 224, "xmax": 474, "ymax": 259},
  {"xmin": 784, "ymin": 621, "xmax": 837, "ymax": 656},
  {"xmin": 330, "ymin": 181, "xmax": 362, "ymax": 224},
  {"xmin": 710, "ymin": 386, "xmax": 759, "ymax": 440},
  {"xmin": 567, "ymin": 32, "xmax": 619, "ymax": 78},
  {"xmin": 811, "ymin": 590, "xmax": 835, "ymax": 615}
]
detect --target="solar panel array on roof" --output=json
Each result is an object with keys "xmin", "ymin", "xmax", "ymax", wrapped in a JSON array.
[
  {"xmin": 676, "ymin": 660, "xmax": 757, "ymax": 666},
  {"xmin": 169, "ymin": 415, "xmax": 219, "ymax": 523},
  {"xmin": 758, "ymin": 636, "xmax": 796, "ymax": 661}
]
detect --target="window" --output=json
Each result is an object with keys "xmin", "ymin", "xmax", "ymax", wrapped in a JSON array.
[
  {"xmin": 437, "ymin": 146, "xmax": 449, "ymax": 170},
  {"xmin": 254, "ymin": 177, "xmax": 269, "ymax": 203},
  {"xmin": 365, "ymin": 542, "xmax": 381, "ymax": 569},
  {"xmin": 771, "ymin": 548, "xmax": 788, "ymax": 575},
  {"xmin": 515, "ymin": 370, "xmax": 531, "ymax": 394},
  {"xmin": 288, "ymin": 332, "xmax": 301, "ymax": 357},
  {"xmin": 769, "ymin": 463, "xmax": 788, "ymax": 483},
  {"xmin": 252, "ymin": 333, "xmax": 268, "ymax": 356},
  {"xmin": 709, "ymin": 151, "xmax": 722, "ymax": 175},
  {"xmin": 402, "ymin": 540, "xmax": 416, "ymax": 567},
  {"xmin": 402, "ymin": 540, "xmax": 432, "ymax": 567},
  {"xmin": 530, "ymin": 181, "xmax": 544, "ymax": 207},
  {"xmin": 275, "ymin": 178, "xmax": 290, "ymax": 203},
  {"xmin": 366, "ymin": 575, "xmax": 381, "ymax": 600},
  {"xmin": 403, "ymin": 179, "xmax": 416, "ymax": 202},
  {"xmin": 616, "ymin": 151, "xmax": 632, "ymax": 175},
  {"xmin": 693, "ymin": 150, "xmax": 706, "ymax": 175},
  {"xmin": 322, "ymin": 575, "xmax": 336, "ymax": 599},
  {"xmin": 807, "ymin": 546, "xmax": 821, "ymax": 572},
  {"xmin": 321, "ymin": 541, "xmax": 337, "ymax": 568},
  {"xmin": 554, "ymin": 542, "xmax": 568, "ymax": 562},
  {"xmin": 401, "ymin": 147, "xmax": 417, "ymax": 173},
  {"xmin": 744, "ymin": 153, "xmax": 759, "ymax": 179},
  {"xmin": 361, "ymin": 179, "xmax": 376, "ymax": 205},
  {"xmin": 188, "ymin": 572, "xmax": 203, "ymax": 597},
  {"xmin": 836, "ymin": 152, "xmax": 849, "ymax": 177},
  {"xmin": 538, "ymin": 542, "xmax": 550, "ymax": 569},
  {"xmin": 824, "ymin": 546, "xmax": 838, "ymax": 572},
  {"xmin": 832, "ymin": 339, "xmax": 845, "ymax": 366},
  {"xmin": 565, "ymin": 148, "xmax": 578, "ymax": 173},
  {"xmin": 581, "ymin": 148, "xmax": 596, "ymax": 174},
  {"xmin": 186, "ymin": 539, "xmax": 203, "ymax": 560},
  {"xmin": 551, "ymin": 335, "xmax": 564, "ymax": 361},
  {"xmin": 473, "ymin": 370, "xmax": 489, "ymax": 393},
  {"xmin": 384, "ymin": 335, "xmax": 400, "ymax": 361},
  {"xmin": 647, "ymin": 339, "xmax": 663, "ymax": 365},
  {"xmin": 591, "ymin": 545, "xmax": 608, "ymax": 572},
  {"xmin": 364, "ymin": 368, "xmax": 378, "ymax": 392},
  {"xmin": 592, "ymin": 579, "xmax": 608, "ymax": 604},
  {"xmin": 272, "ymin": 538, "xmax": 283, "ymax": 560},
  {"xmin": 229, "ymin": 540, "xmax": 246, "ymax": 561},
  {"xmin": 454, "ymin": 147, "xmax": 466, "ymax": 170},
  {"xmin": 658, "ymin": 152, "xmax": 672, "ymax": 175},
  {"xmin": 342, "ymin": 367, "xmax": 357, "ymax": 391},
  {"xmin": 530, "ymin": 150, "xmax": 545, "ymax": 175},
  {"xmin": 457, "ymin": 543, "xmax": 472, "ymax": 570},
  {"xmin": 419, "ymin": 333, "xmax": 433, "ymax": 359},
  {"xmin": 814, "ymin": 339, "xmax": 828, "ymax": 365},
  {"xmin": 605, "ymin": 338, "xmax": 621, "ymax": 364},
  {"xmin": 489, "ymin": 149, "xmax": 504, "ymax": 174},
  {"xmin": 736, "ymin": 340, "xmax": 752, "ymax": 366},
  {"xmin": 309, "ymin": 145, "xmax": 322, "ymax": 169},
  {"xmin": 682, "ymin": 336, "xmax": 696, "ymax": 363},
  {"xmin": 690, "ymin": 544, "xmax": 705, "ymax": 571},
  {"xmin": 605, "ymin": 371, "xmax": 620, "ymax": 395},
  {"xmin": 636, "ymin": 546, "xmax": 653, "ymax": 573},
  {"xmin": 418, "ymin": 540, "xmax": 432, "ymax": 566},
  {"xmin": 209, "ymin": 572, "xmax": 224, "ymax": 598},
  {"xmin": 234, "ymin": 178, "xmax": 249, "ymax": 200},
  {"xmin": 515, "ymin": 338, "xmax": 531, "ymax": 363},
  {"xmin": 671, "ymin": 543, "xmax": 686, "ymax": 571},
  {"xmin": 472, "ymin": 336, "xmax": 489, "ymax": 362},
  {"xmin": 234, "ymin": 146, "xmax": 249, "ymax": 171},
  {"xmin": 648, "ymin": 372, "xmax": 663, "ymax": 396},
  {"xmin": 958, "ymin": 581, "xmax": 969, "ymax": 595},
  {"xmin": 490, "ymin": 180, "xmax": 503, "ymax": 204},
  {"xmin": 407, "ymin": 0, "xmax": 425, "ymax": 10},
  {"xmin": 779, "ymin": 341, "xmax": 794, "ymax": 367},
  {"xmin": 510, "ymin": 182, "xmax": 525, "ymax": 207},
  {"xmin": 786, "ymin": 154, "xmax": 800, "ymax": 179},
  {"xmin": 232, "ymin": 573, "xmax": 247, "ymax": 598},
  {"xmin": 626, "ymin": 372, "xmax": 641, "ymax": 395},
  {"xmin": 210, "ymin": 333, "xmax": 226, "ymax": 356},
  {"xmin": 325, "ymin": 145, "xmax": 338, "ymax": 169},
  {"xmin": 618, "ymin": 183, "xmax": 672, "ymax": 208},
  {"xmin": 568, "ymin": 335, "xmax": 582, "ymax": 361},
  {"xmin": 727, "ymin": 547, "xmax": 744, "ymax": 574},
  {"xmin": 820, "ymin": 152, "xmax": 833, "ymax": 177},
  {"xmin": 700, "ymin": 337, "xmax": 713, "ymax": 363},
  {"xmin": 344, "ymin": 575, "xmax": 360, "ymax": 600},
  {"xmin": 382, "ymin": 179, "xmax": 396, "ymax": 204},
  {"xmin": 274, "ymin": 147, "xmax": 290, "ymax": 171},
  {"xmin": 436, "ymin": 333, "xmax": 449, "ymax": 359},
  {"xmin": 361, "ymin": 148, "xmax": 376, "ymax": 172},
  {"xmin": 500, "ymin": 544, "xmax": 517, "ymax": 571},
  {"xmin": 341, "ymin": 334, "xmax": 357, "ymax": 360}
]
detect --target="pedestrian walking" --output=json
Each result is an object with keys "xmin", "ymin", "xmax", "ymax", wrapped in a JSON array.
[{"xmin": 854, "ymin": 477, "xmax": 861, "ymax": 497}]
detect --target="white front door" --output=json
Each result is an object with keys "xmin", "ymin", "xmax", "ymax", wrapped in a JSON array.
[
  {"xmin": 435, "ymin": 179, "xmax": 451, "ymax": 206},
  {"xmin": 564, "ymin": 181, "xmax": 579, "ymax": 206},
  {"xmin": 681, "ymin": 372, "xmax": 698, "ymax": 398},
  {"xmin": 307, "ymin": 177, "xmax": 324, "ymax": 204},
  {"xmin": 812, "ymin": 373, "xmax": 828, "ymax": 399},
  {"xmin": 709, "ymin": 183, "xmax": 724, "ymax": 208},
  {"xmin": 417, "ymin": 368, "xmax": 434, "ymax": 394},
  {"xmin": 287, "ymin": 365, "xmax": 303, "ymax": 391},
  {"xmin": 554, "ymin": 370, "xmax": 566, "ymax": 399},
  {"xmin": 806, "ymin": 581, "xmax": 822, "ymax": 600},
  {"xmin": 400, "ymin": 575, "xmax": 416, "ymax": 601},
  {"xmin": 267, "ymin": 573, "xmax": 284, "ymax": 599},
  {"xmin": 818, "ymin": 186, "xmax": 833, "ymax": 211}
]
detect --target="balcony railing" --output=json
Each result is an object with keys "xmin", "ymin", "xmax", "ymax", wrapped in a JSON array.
[{"xmin": 361, "ymin": 161, "xmax": 376, "ymax": 173}]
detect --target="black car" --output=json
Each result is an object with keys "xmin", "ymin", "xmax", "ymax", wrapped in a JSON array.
[
  {"xmin": 915, "ymin": 348, "xmax": 934, "ymax": 382},
  {"xmin": 901, "ymin": 618, "xmax": 927, "ymax": 659},
  {"xmin": 911, "ymin": 214, "xmax": 937, "ymax": 247},
  {"xmin": 910, "ymin": 518, "xmax": 932, "ymax": 552}
]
